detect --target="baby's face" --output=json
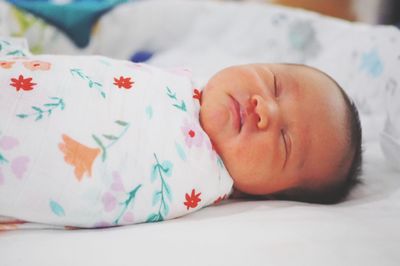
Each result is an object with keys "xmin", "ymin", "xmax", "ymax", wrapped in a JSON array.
[{"xmin": 200, "ymin": 64, "xmax": 348, "ymax": 195}]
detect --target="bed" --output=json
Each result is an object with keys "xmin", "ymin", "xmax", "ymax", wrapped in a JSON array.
[{"xmin": 1, "ymin": 1, "xmax": 400, "ymax": 265}]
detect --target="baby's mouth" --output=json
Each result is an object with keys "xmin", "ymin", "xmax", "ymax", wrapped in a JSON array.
[{"xmin": 238, "ymin": 104, "xmax": 245, "ymax": 131}]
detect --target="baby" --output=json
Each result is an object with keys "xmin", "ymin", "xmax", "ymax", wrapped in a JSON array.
[
  {"xmin": 201, "ymin": 63, "xmax": 363, "ymax": 204},
  {"xmin": 0, "ymin": 45, "xmax": 362, "ymax": 229}
]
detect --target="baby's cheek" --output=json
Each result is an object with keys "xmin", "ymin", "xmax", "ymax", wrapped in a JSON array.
[{"xmin": 200, "ymin": 105, "xmax": 230, "ymax": 137}]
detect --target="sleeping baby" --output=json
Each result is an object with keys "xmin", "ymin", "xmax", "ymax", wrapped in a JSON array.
[{"xmin": 0, "ymin": 42, "xmax": 362, "ymax": 229}]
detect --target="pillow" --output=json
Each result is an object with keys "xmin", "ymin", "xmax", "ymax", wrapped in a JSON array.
[
  {"xmin": 6, "ymin": 0, "xmax": 129, "ymax": 47},
  {"xmin": 380, "ymin": 78, "xmax": 400, "ymax": 172}
]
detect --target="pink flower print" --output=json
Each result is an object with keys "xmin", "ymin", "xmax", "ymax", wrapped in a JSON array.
[
  {"xmin": 0, "ymin": 61, "xmax": 15, "ymax": 69},
  {"xmin": 181, "ymin": 119, "xmax": 204, "ymax": 148},
  {"xmin": 23, "ymin": 60, "xmax": 51, "ymax": 71},
  {"xmin": 110, "ymin": 171, "xmax": 125, "ymax": 192},
  {"xmin": 11, "ymin": 156, "xmax": 30, "ymax": 179},
  {"xmin": 167, "ymin": 67, "xmax": 192, "ymax": 78},
  {"xmin": 122, "ymin": 211, "xmax": 134, "ymax": 223},
  {"xmin": 0, "ymin": 136, "xmax": 19, "ymax": 150},
  {"xmin": 94, "ymin": 221, "xmax": 112, "ymax": 228},
  {"xmin": 102, "ymin": 192, "xmax": 117, "ymax": 212}
]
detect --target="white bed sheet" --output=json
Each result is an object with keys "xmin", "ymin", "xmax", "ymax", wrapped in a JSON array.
[
  {"xmin": 1, "ymin": 1, "xmax": 400, "ymax": 265},
  {"xmin": 1, "ymin": 143, "xmax": 399, "ymax": 266}
]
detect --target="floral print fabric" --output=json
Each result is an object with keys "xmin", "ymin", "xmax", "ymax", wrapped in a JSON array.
[{"xmin": 0, "ymin": 39, "xmax": 233, "ymax": 229}]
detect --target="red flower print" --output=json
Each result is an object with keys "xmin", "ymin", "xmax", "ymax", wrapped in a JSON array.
[
  {"xmin": 181, "ymin": 119, "xmax": 203, "ymax": 148},
  {"xmin": 188, "ymin": 129, "xmax": 195, "ymax": 138},
  {"xmin": 184, "ymin": 189, "xmax": 202, "ymax": 210},
  {"xmin": 10, "ymin": 75, "xmax": 36, "ymax": 91},
  {"xmin": 213, "ymin": 194, "xmax": 227, "ymax": 205},
  {"xmin": 193, "ymin": 88, "xmax": 202, "ymax": 104},
  {"xmin": 113, "ymin": 76, "xmax": 134, "ymax": 89}
]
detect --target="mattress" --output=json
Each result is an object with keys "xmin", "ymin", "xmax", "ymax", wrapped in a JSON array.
[
  {"xmin": 1, "ymin": 142, "xmax": 399, "ymax": 266},
  {"xmin": 1, "ymin": 1, "xmax": 400, "ymax": 265}
]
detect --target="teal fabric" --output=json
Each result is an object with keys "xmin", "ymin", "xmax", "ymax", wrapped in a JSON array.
[{"xmin": 7, "ymin": 0, "xmax": 129, "ymax": 47}]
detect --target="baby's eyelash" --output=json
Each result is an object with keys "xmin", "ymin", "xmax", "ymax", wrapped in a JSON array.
[
  {"xmin": 273, "ymin": 74, "xmax": 278, "ymax": 97},
  {"xmin": 281, "ymin": 130, "xmax": 288, "ymax": 165}
]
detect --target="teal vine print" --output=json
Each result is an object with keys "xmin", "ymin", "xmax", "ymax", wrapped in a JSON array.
[
  {"xmin": 16, "ymin": 97, "xmax": 65, "ymax": 121},
  {"xmin": 114, "ymin": 184, "xmax": 142, "ymax": 225},
  {"xmin": 70, "ymin": 68, "xmax": 105, "ymax": 98},
  {"xmin": 0, "ymin": 152, "xmax": 8, "ymax": 164},
  {"xmin": 0, "ymin": 40, "xmax": 26, "ymax": 57},
  {"xmin": 0, "ymin": 40, "xmax": 10, "ymax": 51},
  {"xmin": 146, "ymin": 153, "xmax": 173, "ymax": 222},
  {"xmin": 92, "ymin": 120, "xmax": 130, "ymax": 161},
  {"xmin": 49, "ymin": 199, "xmax": 65, "ymax": 217},
  {"xmin": 166, "ymin": 86, "xmax": 187, "ymax": 112},
  {"xmin": 0, "ymin": 132, "xmax": 7, "ymax": 164}
]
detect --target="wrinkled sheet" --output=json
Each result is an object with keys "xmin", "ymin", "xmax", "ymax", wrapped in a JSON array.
[{"xmin": 1, "ymin": 1, "xmax": 400, "ymax": 265}]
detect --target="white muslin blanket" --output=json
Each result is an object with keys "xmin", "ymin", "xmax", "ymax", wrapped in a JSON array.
[{"xmin": 0, "ymin": 38, "xmax": 233, "ymax": 229}]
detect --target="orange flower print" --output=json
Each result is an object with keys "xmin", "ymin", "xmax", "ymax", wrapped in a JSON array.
[
  {"xmin": 0, "ymin": 61, "xmax": 15, "ymax": 69},
  {"xmin": 113, "ymin": 76, "xmax": 134, "ymax": 89},
  {"xmin": 184, "ymin": 189, "xmax": 202, "ymax": 210},
  {"xmin": 10, "ymin": 75, "xmax": 36, "ymax": 91},
  {"xmin": 23, "ymin": 60, "xmax": 51, "ymax": 71},
  {"xmin": 58, "ymin": 134, "xmax": 101, "ymax": 181}
]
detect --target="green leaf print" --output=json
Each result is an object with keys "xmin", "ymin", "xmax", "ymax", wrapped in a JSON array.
[
  {"xmin": 92, "ymin": 134, "xmax": 107, "ymax": 161},
  {"xmin": 115, "ymin": 120, "xmax": 128, "ymax": 127},
  {"xmin": 6, "ymin": 50, "xmax": 26, "ymax": 57},
  {"xmin": 152, "ymin": 191, "xmax": 162, "ymax": 207},
  {"xmin": 16, "ymin": 114, "xmax": 28, "ymax": 119},
  {"xmin": 146, "ymin": 153, "xmax": 173, "ymax": 223},
  {"xmin": 16, "ymin": 97, "xmax": 65, "ymax": 121},
  {"xmin": 92, "ymin": 120, "xmax": 130, "ymax": 161},
  {"xmin": 32, "ymin": 106, "xmax": 43, "ymax": 112},
  {"xmin": 0, "ymin": 40, "xmax": 10, "ymax": 51},
  {"xmin": 165, "ymin": 86, "xmax": 187, "ymax": 112},
  {"xmin": 0, "ymin": 152, "xmax": 9, "ymax": 164},
  {"xmin": 70, "ymin": 68, "xmax": 105, "ymax": 98},
  {"xmin": 114, "ymin": 184, "xmax": 142, "ymax": 225},
  {"xmin": 146, "ymin": 213, "xmax": 163, "ymax": 223},
  {"xmin": 102, "ymin": 134, "xmax": 118, "ymax": 140},
  {"xmin": 166, "ymin": 87, "xmax": 177, "ymax": 100}
]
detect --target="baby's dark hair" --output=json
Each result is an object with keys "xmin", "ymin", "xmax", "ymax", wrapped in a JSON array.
[{"xmin": 275, "ymin": 68, "xmax": 363, "ymax": 204}]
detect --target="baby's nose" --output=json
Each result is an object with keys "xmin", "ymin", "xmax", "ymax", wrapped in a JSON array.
[{"xmin": 251, "ymin": 95, "xmax": 280, "ymax": 129}]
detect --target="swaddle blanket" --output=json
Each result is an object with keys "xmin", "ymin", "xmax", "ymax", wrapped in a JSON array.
[{"xmin": 0, "ymin": 39, "xmax": 233, "ymax": 229}]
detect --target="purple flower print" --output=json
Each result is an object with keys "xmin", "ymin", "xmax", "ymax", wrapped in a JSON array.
[
  {"xmin": 0, "ymin": 136, "xmax": 19, "ymax": 150},
  {"xmin": 93, "ymin": 221, "xmax": 113, "ymax": 228},
  {"xmin": 100, "ymin": 171, "xmax": 142, "ymax": 225},
  {"xmin": 11, "ymin": 156, "xmax": 30, "ymax": 179},
  {"xmin": 0, "ymin": 135, "xmax": 30, "ymax": 184},
  {"xmin": 102, "ymin": 192, "xmax": 117, "ymax": 212},
  {"xmin": 181, "ymin": 119, "xmax": 204, "ymax": 148},
  {"xmin": 110, "ymin": 171, "xmax": 125, "ymax": 192},
  {"xmin": 121, "ymin": 211, "xmax": 134, "ymax": 223}
]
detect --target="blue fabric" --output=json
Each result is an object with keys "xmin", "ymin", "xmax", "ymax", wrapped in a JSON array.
[
  {"xmin": 130, "ymin": 50, "xmax": 154, "ymax": 63},
  {"xmin": 7, "ymin": 0, "xmax": 129, "ymax": 48}
]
